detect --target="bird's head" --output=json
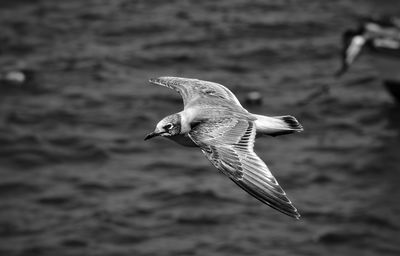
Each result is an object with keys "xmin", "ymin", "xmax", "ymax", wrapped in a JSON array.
[{"xmin": 144, "ymin": 114, "xmax": 182, "ymax": 140}]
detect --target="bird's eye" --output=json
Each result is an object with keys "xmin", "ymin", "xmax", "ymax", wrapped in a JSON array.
[{"xmin": 164, "ymin": 123, "xmax": 174, "ymax": 130}]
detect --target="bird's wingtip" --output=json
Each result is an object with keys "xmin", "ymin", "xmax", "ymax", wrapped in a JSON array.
[{"xmin": 286, "ymin": 208, "xmax": 301, "ymax": 220}]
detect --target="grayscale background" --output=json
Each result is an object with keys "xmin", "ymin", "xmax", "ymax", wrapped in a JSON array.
[{"xmin": 0, "ymin": 0, "xmax": 399, "ymax": 255}]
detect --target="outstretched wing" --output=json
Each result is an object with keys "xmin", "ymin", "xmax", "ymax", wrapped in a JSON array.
[
  {"xmin": 149, "ymin": 76, "xmax": 243, "ymax": 108},
  {"xmin": 189, "ymin": 117, "xmax": 300, "ymax": 219}
]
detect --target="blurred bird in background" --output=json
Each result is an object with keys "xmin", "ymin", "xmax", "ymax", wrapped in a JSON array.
[{"xmin": 337, "ymin": 15, "xmax": 400, "ymax": 101}]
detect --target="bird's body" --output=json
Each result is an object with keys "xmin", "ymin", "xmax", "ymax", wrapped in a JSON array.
[{"xmin": 145, "ymin": 77, "xmax": 303, "ymax": 219}]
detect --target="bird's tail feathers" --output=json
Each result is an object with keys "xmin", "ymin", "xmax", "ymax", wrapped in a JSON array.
[{"xmin": 253, "ymin": 114, "xmax": 303, "ymax": 137}]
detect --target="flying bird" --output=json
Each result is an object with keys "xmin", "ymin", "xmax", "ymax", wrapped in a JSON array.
[
  {"xmin": 337, "ymin": 16, "xmax": 400, "ymax": 77},
  {"xmin": 145, "ymin": 77, "xmax": 303, "ymax": 219}
]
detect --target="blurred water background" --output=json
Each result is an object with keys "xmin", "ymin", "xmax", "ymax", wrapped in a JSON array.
[{"xmin": 0, "ymin": 0, "xmax": 399, "ymax": 255}]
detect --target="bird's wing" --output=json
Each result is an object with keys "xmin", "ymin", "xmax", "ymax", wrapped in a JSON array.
[
  {"xmin": 149, "ymin": 76, "xmax": 243, "ymax": 108},
  {"xmin": 189, "ymin": 117, "xmax": 300, "ymax": 219}
]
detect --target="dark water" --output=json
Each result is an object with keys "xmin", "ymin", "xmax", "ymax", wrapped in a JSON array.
[{"xmin": 0, "ymin": 1, "xmax": 399, "ymax": 255}]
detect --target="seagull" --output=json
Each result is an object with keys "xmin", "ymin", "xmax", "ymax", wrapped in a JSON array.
[
  {"xmin": 337, "ymin": 16, "xmax": 400, "ymax": 76},
  {"xmin": 145, "ymin": 77, "xmax": 303, "ymax": 219}
]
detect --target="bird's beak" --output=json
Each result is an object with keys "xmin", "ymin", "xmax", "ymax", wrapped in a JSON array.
[
  {"xmin": 144, "ymin": 131, "xmax": 160, "ymax": 140},
  {"xmin": 144, "ymin": 128, "xmax": 168, "ymax": 140}
]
